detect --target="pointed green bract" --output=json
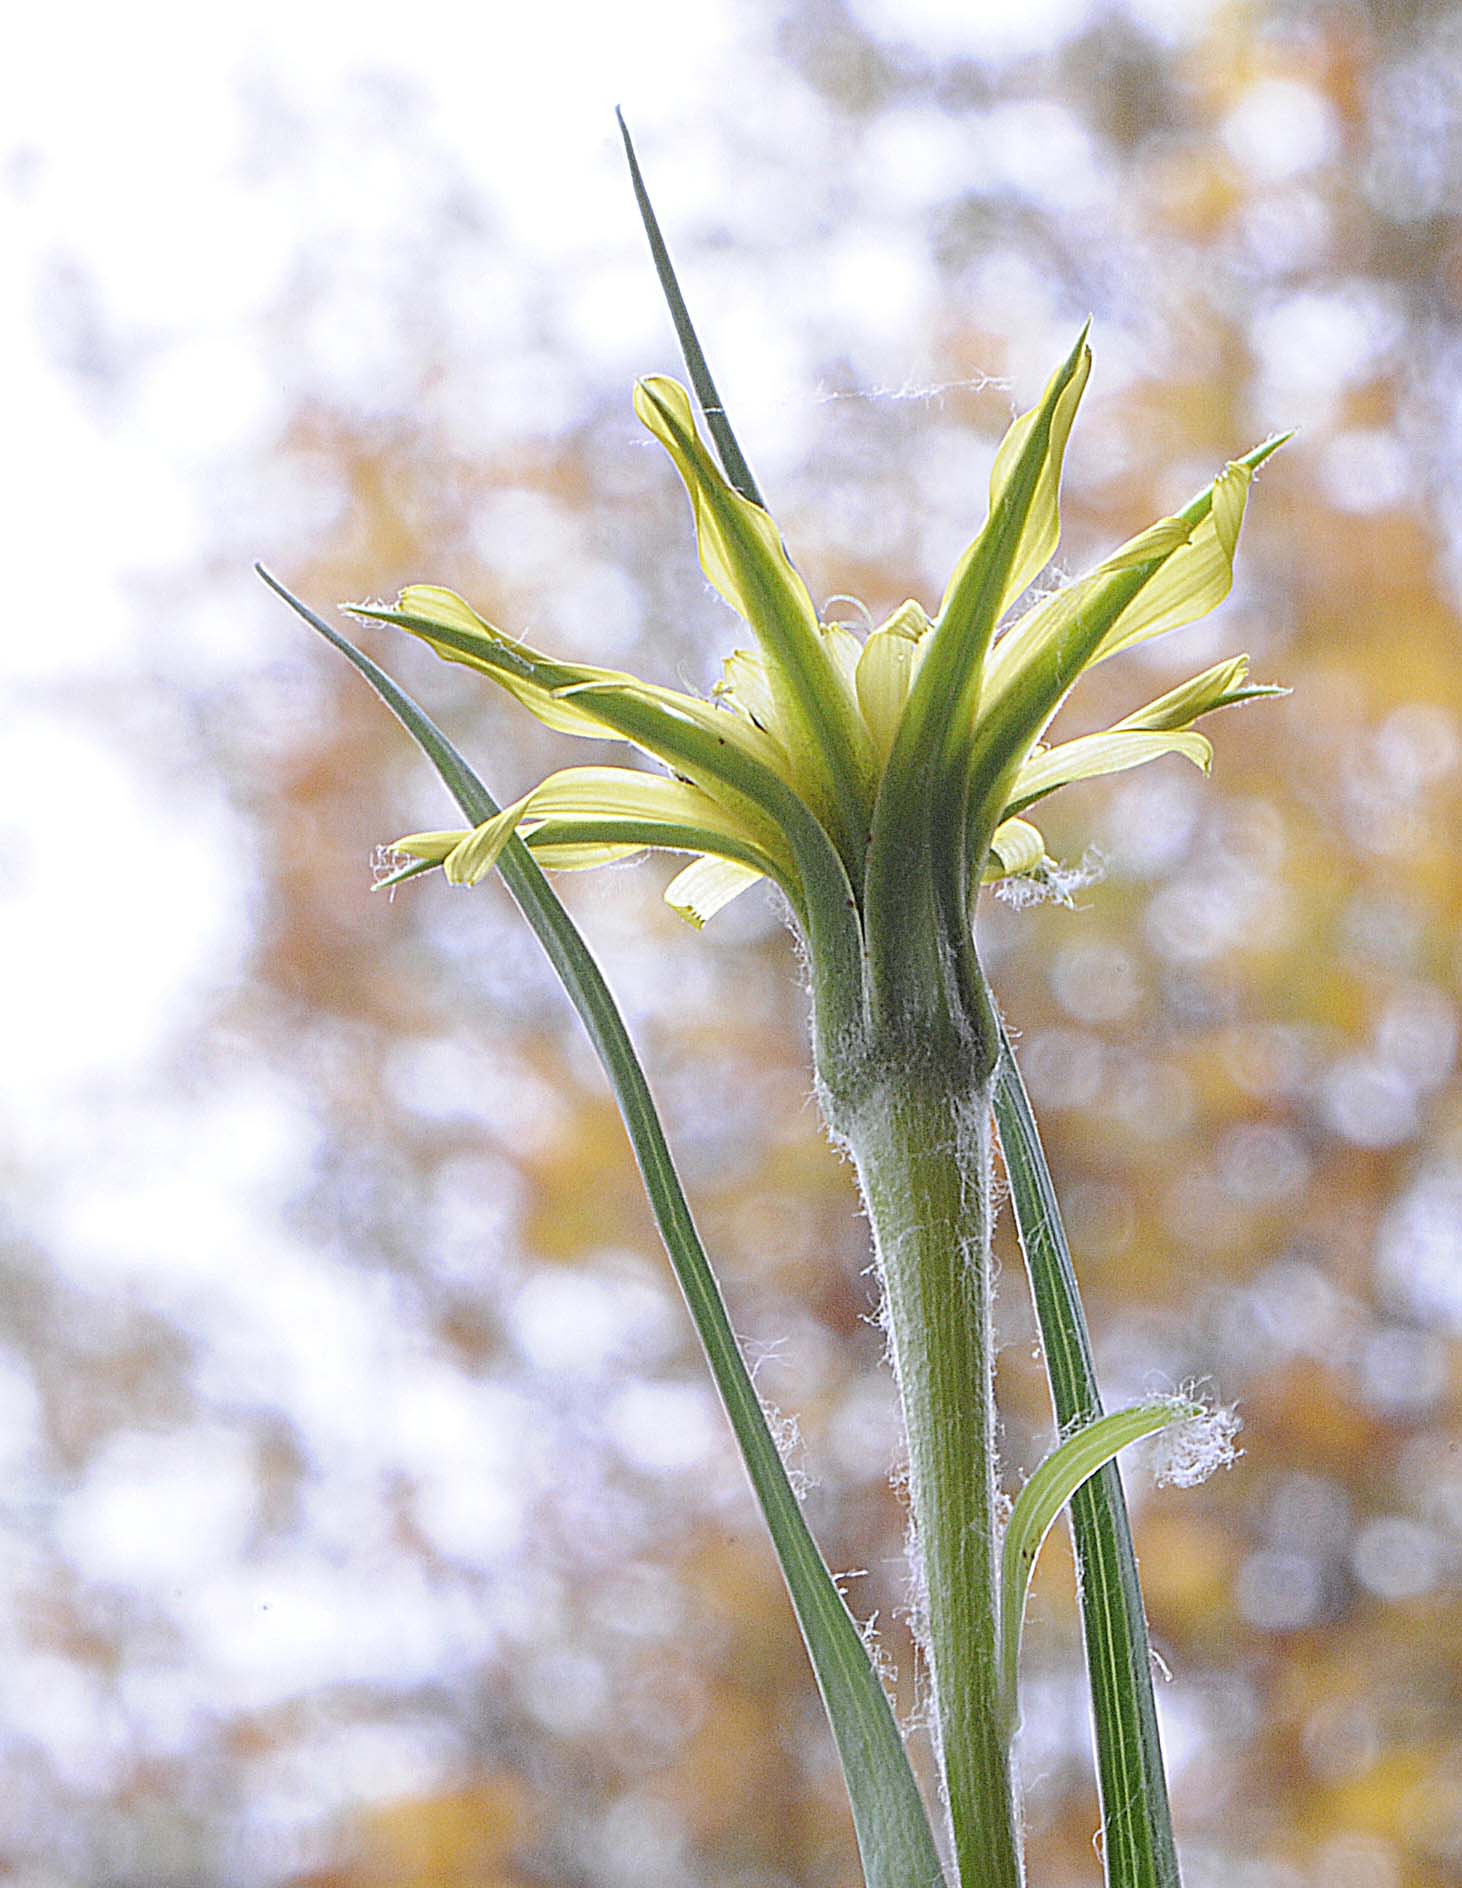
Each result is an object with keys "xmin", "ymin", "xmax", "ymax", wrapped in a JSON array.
[
  {"xmin": 260, "ymin": 568, "xmax": 947, "ymax": 1888},
  {"xmin": 896, "ymin": 326, "xmax": 1092, "ymax": 791},
  {"xmin": 1117, "ymin": 655, "xmax": 1288, "ymax": 731},
  {"xmin": 860, "ymin": 330, "xmax": 1092, "ymax": 1053},
  {"xmin": 939, "ymin": 328, "xmax": 1094, "ymax": 634},
  {"xmin": 966, "ymin": 436, "xmax": 1285, "ymax": 865},
  {"xmin": 634, "ymin": 376, "xmax": 876, "ymax": 875},
  {"xmin": 998, "ymin": 1399, "xmax": 1200, "ymax": 1734}
]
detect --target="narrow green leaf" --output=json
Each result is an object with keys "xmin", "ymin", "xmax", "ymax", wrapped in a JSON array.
[
  {"xmin": 999, "ymin": 1399, "xmax": 1199, "ymax": 1734},
  {"xmin": 994, "ymin": 1026, "xmax": 1183, "ymax": 1888},
  {"xmin": 258, "ymin": 567, "xmax": 947, "ymax": 1888},
  {"xmin": 617, "ymin": 109, "xmax": 764, "ymax": 508}
]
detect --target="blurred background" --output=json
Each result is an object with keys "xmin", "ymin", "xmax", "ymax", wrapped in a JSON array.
[{"xmin": 6, "ymin": 1, "xmax": 1461, "ymax": 1884}]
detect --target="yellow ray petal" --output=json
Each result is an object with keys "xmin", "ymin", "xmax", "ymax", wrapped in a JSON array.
[
  {"xmin": 663, "ymin": 856, "xmax": 766, "ymax": 928},
  {"xmin": 855, "ymin": 601, "xmax": 931, "ymax": 759},
  {"xmin": 511, "ymin": 765, "xmax": 787, "ymax": 870},
  {"xmin": 527, "ymin": 841, "xmax": 646, "ymax": 870},
  {"xmin": 1007, "ymin": 728, "xmax": 1212, "ymax": 816},
  {"xmin": 983, "ymin": 817, "xmax": 1046, "ymax": 881},
  {"xmin": 397, "ymin": 766, "xmax": 793, "ymax": 893},
  {"xmin": 1091, "ymin": 461, "xmax": 1252, "ymax": 663}
]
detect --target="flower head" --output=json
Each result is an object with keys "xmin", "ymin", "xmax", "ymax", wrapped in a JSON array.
[{"xmin": 362, "ymin": 340, "xmax": 1283, "ymax": 958}]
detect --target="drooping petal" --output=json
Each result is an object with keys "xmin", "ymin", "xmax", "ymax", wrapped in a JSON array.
[
  {"xmin": 364, "ymin": 585, "xmax": 620, "ymax": 738},
  {"xmin": 1005, "ymin": 728, "xmax": 1212, "ymax": 816},
  {"xmin": 983, "ymin": 817, "xmax": 1046, "ymax": 881},
  {"xmin": 389, "ymin": 830, "xmax": 466, "ymax": 865},
  {"xmin": 445, "ymin": 803, "xmax": 530, "ymax": 884},
  {"xmin": 663, "ymin": 855, "xmax": 766, "ymax": 928},
  {"xmin": 634, "ymin": 376, "xmax": 876, "ymax": 865}
]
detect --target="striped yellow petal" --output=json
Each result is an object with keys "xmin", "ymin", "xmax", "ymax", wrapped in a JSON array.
[
  {"xmin": 527, "ymin": 841, "xmax": 645, "ymax": 870},
  {"xmin": 984, "ymin": 817, "xmax": 1046, "ymax": 881},
  {"xmin": 509, "ymin": 764, "xmax": 786, "ymax": 866},
  {"xmin": 1090, "ymin": 461, "xmax": 1252, "ymax": 664},
  {"xmin": 855, "ymin": 601, "xmax": 930, "ymax": 759},
  {"xmin": 664, "ymin": 856, "xmax": 766, "ymax": 929},
  {"xmin": 820, "ymin": 621, "xmax": 864, "ymax": 697},
  {"xmin": 715, "ymin": 647, "xmax": 787, "ymax": 749},
  {"xmin": 1007, "ymin": 728, "xmax": 1212, "ymax": 816}
]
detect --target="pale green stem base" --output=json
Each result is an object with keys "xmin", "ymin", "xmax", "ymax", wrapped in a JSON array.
[{"xmin": 841, "ymin": 1072, "xmax": 1022, "ymax": 1888}]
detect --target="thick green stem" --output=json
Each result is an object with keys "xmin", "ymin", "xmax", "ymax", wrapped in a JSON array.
[{"xmin": 838, "ymin": 1066, "xmax": 1022, "ymax": 1888}]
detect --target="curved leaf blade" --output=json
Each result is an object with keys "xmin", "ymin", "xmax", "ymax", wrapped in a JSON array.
[
  {"xmin": 994, "ymin": 1026, "xmax": 1183, "ymax": 1888},
  {"xmin": 259, "ymin": 566, "xmax": 947, "ymax": 1888},
  {"xmin": 999, "ymin": 1399, "xmax": 1199, "ymax": 1733}
]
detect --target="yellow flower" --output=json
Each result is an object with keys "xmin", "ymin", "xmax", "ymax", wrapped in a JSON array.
[{"xmin": 360, "ymin": 339, "xmax": 1284, "ymax": 936}]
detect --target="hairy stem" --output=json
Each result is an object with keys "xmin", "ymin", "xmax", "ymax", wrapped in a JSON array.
[{"xmin": 838, "ymin": 1065, "xmax": 1022, "ymax": 1888}]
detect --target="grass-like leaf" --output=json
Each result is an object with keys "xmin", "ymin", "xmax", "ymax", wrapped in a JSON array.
[
  {"xmin": 994, "ymin": 1027, "xmax": 1183, "ymax": 1888},
  {"xmin": 258, "ymin": 566, "xmax": 947, "ymax": 1888},
  {"xmin": 999, "ymin": 1399, "xmax": 1198, "ymax": 1736},
  {"xmin": 618, "ymin": 110, "xmax": 765, "ymax": 509}
]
